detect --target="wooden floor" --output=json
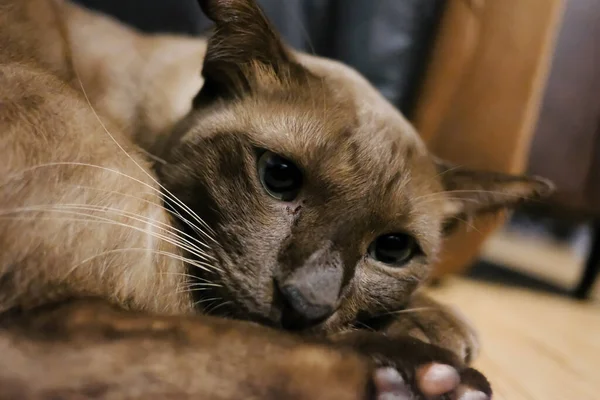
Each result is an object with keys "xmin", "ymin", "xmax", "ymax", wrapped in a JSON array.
[{"xmin": 428, "ymin": 278, "xmax": 600, "ymax": 400}]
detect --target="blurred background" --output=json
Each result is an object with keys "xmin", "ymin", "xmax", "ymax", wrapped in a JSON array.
[{"xmin": 73, "ymin": 1, "xmax": 600, "ymax": 398}]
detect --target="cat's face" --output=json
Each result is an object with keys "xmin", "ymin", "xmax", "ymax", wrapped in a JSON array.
[{"xmin": 158, "ymin": 0, "xmax": 552, "ymax": 332}]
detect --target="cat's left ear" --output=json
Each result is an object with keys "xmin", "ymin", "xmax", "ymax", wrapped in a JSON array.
[
  {"xmin": 195, "ymin": 0, "xmax": 308, "ymax": 103},
  {"xmin": 435, "ymin": 159, "xmax": 554, "ymax": 227}
]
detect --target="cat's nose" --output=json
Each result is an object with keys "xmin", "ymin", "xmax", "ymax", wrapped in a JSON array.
[
  {"xmin": 276, "ymin": 264, "xmax": 342, "ymax": 330},
  {"xmin": 279, "ymin": 282, "xmax": 335, "ymax": 324},
  {"xmin": 276, "ymin": 241, "xmax": 344, "ymax": 330}
]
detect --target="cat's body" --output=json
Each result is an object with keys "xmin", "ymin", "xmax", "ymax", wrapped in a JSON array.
[
  {"xmin": 0, "ymin": 0, "xmax": 205, "ymax": 314},
  {"xmin": 0, "ymin": 0, "xmax": 552, "ymax": 398}
]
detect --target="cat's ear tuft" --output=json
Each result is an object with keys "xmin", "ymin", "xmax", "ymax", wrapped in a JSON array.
[
  {"xmin": 435, "ymin": 159, "xmax": 555, "ymax": 220},
  {"xmin": 195, "ymin": 0, "xmax": 304, "ymax": 104}
]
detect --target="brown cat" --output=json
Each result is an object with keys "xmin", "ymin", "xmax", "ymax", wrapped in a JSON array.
[{"xmin": 0, "ymin": 0, "xmax": 553, "ymax": 398}]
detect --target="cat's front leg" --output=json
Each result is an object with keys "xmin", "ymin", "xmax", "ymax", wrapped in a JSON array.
[
  {"xmin": 331, "ymin": 331, "xmax": 492, "ymax": 400},
  {"xmin": 0, "ymin": 299, "xmax": 426, "ymax": 400}
]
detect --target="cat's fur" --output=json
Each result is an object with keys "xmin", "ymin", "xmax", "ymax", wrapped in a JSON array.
[{"xmin": 0, "ymin": 0, "xmax": 552, "ymax": 398}]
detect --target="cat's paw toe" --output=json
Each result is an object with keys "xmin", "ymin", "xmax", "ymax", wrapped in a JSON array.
[
  {"xmin": 374, "ymin": 363, "xmax": 491, "ymax": 400},
  {"xmin": 373, "ymin": 367, "xmax": 412, "ymax": 400},
  {"xmin": 416, "ymin": 363, "xmax": 461, "ymax": 397},
  {"xmin": 373, "ymin": 365, "xmax": 478, "ymax": 400},
  {"xmin": 414, "ymin": 364, "xmax": 491, "ymax": 400}
]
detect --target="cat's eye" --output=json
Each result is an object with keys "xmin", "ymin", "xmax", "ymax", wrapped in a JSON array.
[
  {"xmin": 257, "ymin": 151, "xmax": 303, "ymax": 201},
  {"xmin": 368, "ymin": 233, "xmax": 419, "ymax": 266}
]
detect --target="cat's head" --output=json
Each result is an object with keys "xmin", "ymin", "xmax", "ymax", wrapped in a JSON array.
[{"xmin": 157, "ymin": 0, "xmax": 553, "ymax": 332}]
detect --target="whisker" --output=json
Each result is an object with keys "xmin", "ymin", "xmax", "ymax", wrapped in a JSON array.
[
  {"xmin": 64, "ymin": 247, "xmax": 211, "ymax": 279},
  {"xmin": 433, "ymin": 164, "xmax": 464, "ymax": 179},
  {"xmin": 442, "ymin": 189, "xmax": 535, "ymax": 196},
  {"xmin": 193, "ymin": 297, "xmax": 222, "ymax": 309},
  {"xmin": 37, "ymin": 202, "xmax": 210, "ymax": 259},
  {"xmin": 194, "ymin": 297, "xmax": 222, "ymax": 304},
  {"xmin": 137, "ymin": 147, "xmax": 167, "ymax": 165},
  {"xmin": 449, "ymin": 216, "xmax": 482, "ymax": 234},
  {"xmin": 205, "ymin": 300, "xmax": 233, "ymax": 315},
  {"xmin": 373, "ymin": 307, "xmax": 436, "ymax": 319},
  {"xmin": 66, "ymin": 184, "xmax": 211, "ymax": 251},
  {"xmin": 415, "ymin": 189, "xmax": 535, "ymax": 204},
  {"xmin": 153, "ymin": 273, "xmax": 222, "ymax": 307},
  {"xmin": 414, "ymin": 195, "xmax": 483, "ymax": 207},
  {"xmin": 0, "ymin": 210, "xmax": 219, "ymax": 273},
  {"xmin": 74, "ymin": 72, "xmax": 218, "ymax": 242},
  {"xmin": 2, "ymin": 160, "xmax": 216, "ymax": 245},
  {"xmin": 175, "ymin": 287, "xmax": 214, "ymax": 295},
  {"xmin": 185, "ymin": 281, "xmax": 222, "ymax": 288},
  {"xmin": 49, "ymin": 202, "xmax": 213, "ymax": 256},
  {"xmin": 33, "ymin": 203, "xmax": 213, "ymax": 264},
  {"xmin": 159, "ymin": 271, "xmax": 216, "ymax": 281},
  {"xmin": 353, "ymin": 320, "xmax": 377, "ymax": 332}
]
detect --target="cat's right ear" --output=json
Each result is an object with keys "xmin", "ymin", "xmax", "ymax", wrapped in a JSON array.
[
  {"xmin": 194, "ymin": 0, "xmax": 307, "ymax": 105},
  {"xmin": 434, "ymin": 159, "xmax": 555, "ymax": 234}
]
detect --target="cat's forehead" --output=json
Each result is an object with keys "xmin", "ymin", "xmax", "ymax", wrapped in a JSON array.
[
  {"xmin": 248, "ymin": 57, "xmax": 431, "ymax": 187},
  {"xmin": 226, "ymin": 57, "xmax": 426, "ymax": 162}
]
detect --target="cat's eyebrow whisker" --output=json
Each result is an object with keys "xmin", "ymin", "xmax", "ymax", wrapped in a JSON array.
[
  {"xmin": 0, "ymin": 210, "xmax": 219, "ymax": 273},
  {"xmin": 433, "ymin": 164, "xmax": 464, "ymax": 179},
  {"xmin": 74, "ymin": 72, "xmax": 218, "ymax": 243},
  {"xmin": 442, "ymin": 189, "xmax": 533, "ymax": 196},
  {"xmin": 448, "ymin": 216, "xmax": 482, "ymax": 234},
  {"xmin": 413, "ymin": 197, "xmax": 485, "ymax": 211},
  {"xmin": 66, "ymin": 184, "xmax": 210, "ymax": 250},
  {"xmin": 413, "ymin": 195, "xmax": 483, "ymax": 207},
  {"xmin": 1, "ymin": 161, "xmax": 216, "ymax": 245}
]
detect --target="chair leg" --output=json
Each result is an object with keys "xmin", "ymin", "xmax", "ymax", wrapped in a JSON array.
[{"xmin": 572, "ymin": 221, "xmax": 600, "ymax": 300}]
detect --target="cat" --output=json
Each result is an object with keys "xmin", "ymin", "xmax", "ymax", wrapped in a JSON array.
[{"xmin": 0, "ymin": 0, "xmax": 553, "ymax": 398}]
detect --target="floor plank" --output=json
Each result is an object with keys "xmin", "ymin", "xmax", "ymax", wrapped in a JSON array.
[{"xmin": 428, "ymin": 278, "xmax": 600, "ymax": 400}]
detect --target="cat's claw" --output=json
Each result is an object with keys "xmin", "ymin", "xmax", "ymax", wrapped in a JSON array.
[{"xmin": 373, "ymin": 364, "xmax": 492, "ymax": 400}]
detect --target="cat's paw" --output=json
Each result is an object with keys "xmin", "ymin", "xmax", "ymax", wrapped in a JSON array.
[
  {"xmin": 336, "ymin": 332, "xmax": 492, "ymax": 400},
  {"xmin": 380, "ymin": 294, "xmax": 480, "ymax": 364},
  {"xmin": 372, "ymin": 365, "xmax": 490, "ymax": 400}
]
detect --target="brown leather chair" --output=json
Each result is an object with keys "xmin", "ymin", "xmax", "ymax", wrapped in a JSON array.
[{"xmin": 411, "ymin": 0, "xmax": 565, "ymax": 278}]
